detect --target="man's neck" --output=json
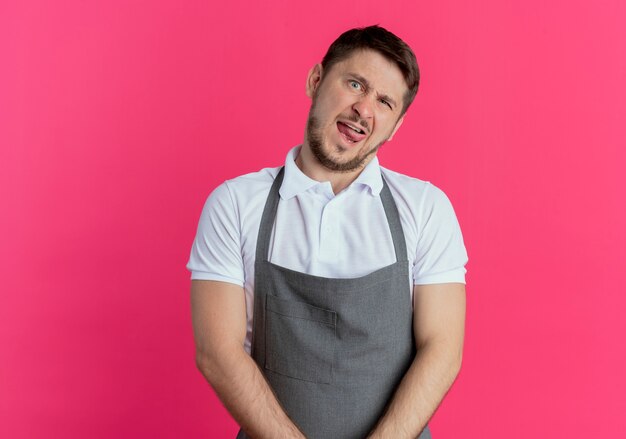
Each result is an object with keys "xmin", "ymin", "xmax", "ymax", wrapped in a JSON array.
[{"xmin": 295, "ymin": 144, "xmax": 373, "ymax": 195}]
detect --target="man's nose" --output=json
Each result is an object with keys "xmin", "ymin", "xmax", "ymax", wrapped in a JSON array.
[{"xmin": 352, "ymin": 96, "xmax": 373, "ymax": 119}]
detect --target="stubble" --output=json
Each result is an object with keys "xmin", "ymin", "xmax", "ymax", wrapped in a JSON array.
[{"xmin": 306, "ymin": 111, "xmax": 385, "ymax": 173}]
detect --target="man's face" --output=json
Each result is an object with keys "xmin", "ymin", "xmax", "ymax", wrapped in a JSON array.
[{"xmin": 305, "ymin": 49, "xmax": 408, "ymax": 173}]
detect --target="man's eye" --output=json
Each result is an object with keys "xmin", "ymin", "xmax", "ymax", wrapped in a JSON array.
[
  {"xmin": 380, "ymin": 99, "xmax": 392, "ymax": 109},
  {"xmin": 349, "ymin": 81, "xmax": 361, "ymax": 90}
]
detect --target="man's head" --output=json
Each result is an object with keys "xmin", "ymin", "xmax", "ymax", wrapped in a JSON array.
[
  {"xmin": 303, "ymin": 25, "xmax": 420, "ymax": 173},
  {"xmin": 321, "ymin": 25, "xmax": 420, "ymax": 116}
]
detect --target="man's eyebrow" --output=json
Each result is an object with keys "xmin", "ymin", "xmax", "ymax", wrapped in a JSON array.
[
  {"xmin": 377, "ymin": 92, "xmax": 397, "ymax": 109},
  {"xmin": 348, "ymin": 72, "xmax": 398, "ymax": 108}
]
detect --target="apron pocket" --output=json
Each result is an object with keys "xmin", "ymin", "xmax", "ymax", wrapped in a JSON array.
[{"xmin": 265, "ymin": 295, "xmax": 336, "ymax": 384}]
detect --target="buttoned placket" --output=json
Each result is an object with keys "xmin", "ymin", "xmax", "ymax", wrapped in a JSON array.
[{"xmin": 316, "ymin": 183, "xmax": 353, "ymax": 262}]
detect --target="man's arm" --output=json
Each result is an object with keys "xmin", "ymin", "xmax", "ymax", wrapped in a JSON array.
[
  {"xmin": 190, "ymin": 280, "xmax": 305, "ymax": 439},
  {"xmin": 368, "ymin": 282, "xmax": 466, "ymax": 438}
]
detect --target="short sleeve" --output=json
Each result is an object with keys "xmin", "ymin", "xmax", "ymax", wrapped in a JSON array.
[
  {"xmin": 186, "ymin": 181, "xmax": 245, "ymax": 286},
  {"xmin": 413, "ymin": 183, "xmax": 468, "ymax": 285}
]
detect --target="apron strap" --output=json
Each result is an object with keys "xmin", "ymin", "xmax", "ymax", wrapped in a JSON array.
[
  {"xmin": 380, "ymin": 173, "xmax": 409, "ymax": 264},
  {"xmin": 255, "ymin": 167, "xmax": 285, "ymax": 263}
]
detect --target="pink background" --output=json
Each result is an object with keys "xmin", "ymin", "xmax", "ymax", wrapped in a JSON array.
[{"xmin": 2, "ymin": 1, "xmax": 625, "ymax": 437}]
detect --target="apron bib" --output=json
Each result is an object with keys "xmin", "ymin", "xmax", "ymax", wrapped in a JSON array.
[{"xmin": 237, "ymin": 167, "xmax": 431, "ymax": 439}]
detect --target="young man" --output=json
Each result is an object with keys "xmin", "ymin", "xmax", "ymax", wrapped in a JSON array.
[{"xmin": 188, "ymin": 25, "xmax": 468, "ymax": 439}]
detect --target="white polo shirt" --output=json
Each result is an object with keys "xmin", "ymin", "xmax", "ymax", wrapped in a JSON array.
[{"xmin": 187, "ymin": 146, "xmax": 468, "ymax": 353}]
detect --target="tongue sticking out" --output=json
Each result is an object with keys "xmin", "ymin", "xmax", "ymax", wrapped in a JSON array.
[{"xmin": 337, "ymin": 122, "xmax": 366, "ymax": 143}]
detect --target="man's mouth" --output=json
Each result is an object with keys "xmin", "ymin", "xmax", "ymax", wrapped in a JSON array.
[{"xmin": 337, "ymin": 121, "xmax": 367, "ymax": 143}]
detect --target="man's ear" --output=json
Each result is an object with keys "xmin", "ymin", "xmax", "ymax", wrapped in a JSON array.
[
  {"xmin": 388, "ymin": 116, "xmax": 405, "ymax": 141},
  {"xmin": 306, "ymin": 64, "xmax": 323, "ymax": 98}
]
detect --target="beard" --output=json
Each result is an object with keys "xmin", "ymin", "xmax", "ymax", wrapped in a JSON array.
[{"xmin": 306, "ymin": 109, "xmax": 386, "ymax": 173}]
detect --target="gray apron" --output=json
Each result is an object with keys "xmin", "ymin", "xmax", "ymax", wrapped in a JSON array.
[{"xmin": 237, "ymin": 167, "xmax": 431, "ymax": 439}]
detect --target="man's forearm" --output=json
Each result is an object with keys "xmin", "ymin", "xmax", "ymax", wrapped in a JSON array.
[
  {"xmin": 197, "ymin": 346, "xmax": 305, "ymax": 439},
  {"xmin": 368, "ymin": 342, "xmax": 462, "ymax": 438}
]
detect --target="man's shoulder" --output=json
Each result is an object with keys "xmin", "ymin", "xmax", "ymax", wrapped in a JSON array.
[
  {"xmin": 204, "ymin": 164, "xmax": 282, "ymax": 215},
  {"xmin": 223, "ymin": 165, "xmax": 281, "ymax": 192},
  {"xmin": 379, "ymin": 166, "xmax": 454, "ymax": 211},
  {"xmin": 380, "ymin": 166, "xmax": 431, "ymax": 196}
]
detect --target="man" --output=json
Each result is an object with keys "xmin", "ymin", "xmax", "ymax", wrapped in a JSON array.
[{"xmin": 188, "ymin": 25, "xmax": 468, "ymax": 439}]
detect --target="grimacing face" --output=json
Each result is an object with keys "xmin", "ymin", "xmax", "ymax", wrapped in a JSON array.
[{"xmin": 305, "ymin": 49, "xmax": 408, "ymax": 173}]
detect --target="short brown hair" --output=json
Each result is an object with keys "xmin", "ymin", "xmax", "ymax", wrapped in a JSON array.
[{"xmin": 321, "ymin": 25, "xmax": 420, "ymax": 115}]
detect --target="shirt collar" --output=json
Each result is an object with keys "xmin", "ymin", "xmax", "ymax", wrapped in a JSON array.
[{"xmin": 279, "ymin": 146, "xmax": 384, "ymax": 199}]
